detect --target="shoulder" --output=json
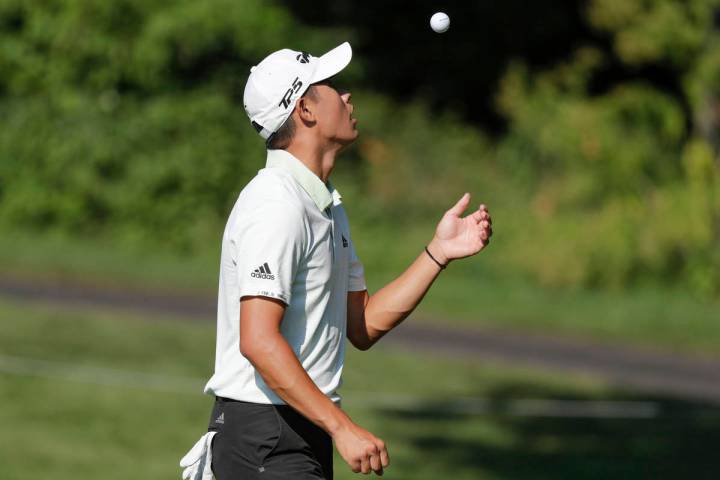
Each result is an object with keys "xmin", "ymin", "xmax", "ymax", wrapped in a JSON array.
[
  {"xmin": 228, "ymin": 170, "xmax": 307, "ymax": 237},
  {"xmin": 242, "ymin": 169, "xmax": 305, "ymax": 212}
]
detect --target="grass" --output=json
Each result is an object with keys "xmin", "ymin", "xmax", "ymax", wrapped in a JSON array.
[
  {"xmin": 353, "ymin": 222, "xmax": 720, "ymax": 356},
  {"xmin": 415, "ymin": 274, "xmax": 720, "ymax": 355},
  {"xmin": 0, "ymin": 230, "xmax": 219, "ymax": 296},
  {"xmin": 1, "ymin": 298, "xmax": 719, "ymax": 479},
  {"xmin": 1, "ymin": 226, "xmax": 719, "ymax": 356}
]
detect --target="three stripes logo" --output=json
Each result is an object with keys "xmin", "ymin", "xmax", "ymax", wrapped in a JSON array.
[{"xmin": 251, "ymin": 262, "xmax": 275, "ymax": 280}]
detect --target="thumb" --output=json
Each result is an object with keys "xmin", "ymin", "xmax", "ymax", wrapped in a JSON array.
[{"xmin": 446, "ymin": 193, "xmax": 471, "ymax": 217}]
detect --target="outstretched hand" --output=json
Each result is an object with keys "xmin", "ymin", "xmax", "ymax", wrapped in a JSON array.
[{"xmin": 428, "ymin": 193, "xmax": 493, "ymax": 264}]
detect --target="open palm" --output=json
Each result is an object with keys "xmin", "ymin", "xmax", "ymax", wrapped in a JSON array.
[{"xmin": 431, "ymin": 193, "xmax": 492, "ymax": 263}]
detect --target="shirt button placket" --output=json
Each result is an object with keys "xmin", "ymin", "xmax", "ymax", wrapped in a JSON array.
[{"xmin": 326, "ymin": 207, "xmax": 336, "ymax": 264}]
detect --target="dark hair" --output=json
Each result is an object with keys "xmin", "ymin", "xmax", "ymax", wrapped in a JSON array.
[
  {"xmin": 266, "ymin": 116, "xmax": 296, "ymax": 150},
  {"xmin": 266, "ymin": 85, "xmax": 319, "ymax": 150}
]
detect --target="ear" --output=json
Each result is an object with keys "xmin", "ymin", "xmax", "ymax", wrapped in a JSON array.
[{"xmin": 296, "ymin": 96, "xmax": 316, "ymax": 125}]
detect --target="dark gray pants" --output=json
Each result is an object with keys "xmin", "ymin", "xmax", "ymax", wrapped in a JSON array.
[{"xmin": 209, "ymin": 397, "xmax": 333, "ymax": 480}]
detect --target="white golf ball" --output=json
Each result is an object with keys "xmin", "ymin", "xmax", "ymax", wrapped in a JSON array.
[{"xmin": 430, "ymin": 12, "xmax": 450, "ymax": 33}]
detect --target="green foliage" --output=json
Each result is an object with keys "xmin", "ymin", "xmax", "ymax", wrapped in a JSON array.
[
  {"xmin": 0, "ymin": 92, "xmax": 260, "ymax": 249},
  {"xmin": 340, "ymin": 92, "xmax": 494, "ymax": 224},
  {"xmin": 492, "ymin": 0, "xmax": 720, "ymax": 295},
  {"xmin": 1, "ymin": 0, "xmax": 719, "ymax": 297},
  {"xmin": 0, "ymin": 0, "xmax": 352, "ymax": 250},
  {"xmin": 588, "ymin": 0, "xmax": 713, "ymax": 67}
]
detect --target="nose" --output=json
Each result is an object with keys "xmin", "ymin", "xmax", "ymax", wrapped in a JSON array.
[{"xmin": 341, "ymin": 91, "xmax": 353, "ymax": 113}]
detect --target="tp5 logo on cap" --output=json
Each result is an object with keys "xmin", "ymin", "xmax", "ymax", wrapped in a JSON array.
[
  {"xmin": 243, "ymin": 42, "xmax": 353, "ymax": 141},
  {"xmin": 279, "ymin": 77, "xmax": 303, "ymax": 109}
]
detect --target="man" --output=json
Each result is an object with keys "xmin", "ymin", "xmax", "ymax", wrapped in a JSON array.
[{"xmin": 202, "ymin": 42, "xmax": 492, "ymax": 479}]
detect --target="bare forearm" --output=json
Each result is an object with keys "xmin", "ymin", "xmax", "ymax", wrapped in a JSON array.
[
  {"xmin": 244, "ymin": 334, "xmax": 349, "ymax": 435},
  {"xmin": 240, "ymin": 297, "xmax": 390, "ymax": 475},
  {"xmin": 363, "ymin": 241, "xmax": 445, "ymax": 341}
]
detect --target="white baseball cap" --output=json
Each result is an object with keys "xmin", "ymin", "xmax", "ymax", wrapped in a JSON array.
[{"xmin": 243, "ymin": 42, "xmax": 353, "ymax": 141}]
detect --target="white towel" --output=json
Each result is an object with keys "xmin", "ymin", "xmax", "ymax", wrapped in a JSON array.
[{"xmin": 179, "ymin": 431, "xmax": 217, "ymax": 480}]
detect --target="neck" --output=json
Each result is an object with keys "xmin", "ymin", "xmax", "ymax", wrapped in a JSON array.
[{"xmin": 285, "ymin": 138, "xmax": 341, "ymax": 183}]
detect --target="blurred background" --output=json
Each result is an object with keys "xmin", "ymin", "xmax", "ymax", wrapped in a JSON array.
[{"xmin": 1, "ymin": 0, "xmax": 719, "ymax": 478}]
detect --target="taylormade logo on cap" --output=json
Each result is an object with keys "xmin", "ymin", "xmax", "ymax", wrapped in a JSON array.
[{"xmin": 243, "ymin": 42, "xmax": 352, "ymax": 141}]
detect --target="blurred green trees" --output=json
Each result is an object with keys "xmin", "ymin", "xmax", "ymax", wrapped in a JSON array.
[
  {"xmin": 0, "ymin": 0, "xmax": 718, "ymax": 296},
  {"xmin": 493, "ymin": 0, "xmax": 720, "ymax": 294},
  {"xmin": 0, "ymin": 0, "xmax": 348, "ymax": 249}
]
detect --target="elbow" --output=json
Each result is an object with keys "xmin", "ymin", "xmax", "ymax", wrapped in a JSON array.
[
  {"xmin": 347, "ymin": 327, "xmax": 375, "ymax": 351},
  {"xmin": 240, "ymin": 335, "xmax": 273, "ymax": 363},
  {"xmin": 350, "ymin": 336, "xmax": 373, "ymax": 351},
  {"xmin": 239, "ymin": 337, "xmax": 255, "ymax": 360}
]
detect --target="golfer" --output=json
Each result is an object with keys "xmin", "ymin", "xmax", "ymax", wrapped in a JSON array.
[{"xmin": 202, "ymin": 42, "xmax": 492, "ymax": 479}]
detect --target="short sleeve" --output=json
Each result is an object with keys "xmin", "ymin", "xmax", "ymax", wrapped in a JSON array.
[
  {"xmin": 347, "ymin": 240, "xmax": 366, "ymax": 292},
  {"xmin": 233, "ymin": 201, "xmax": 305, "ymax": 305}
]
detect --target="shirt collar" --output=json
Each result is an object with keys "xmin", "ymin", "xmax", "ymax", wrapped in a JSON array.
[{"xmin": 266, "ymin": 149, "xmax": 338, "ymax": 211}]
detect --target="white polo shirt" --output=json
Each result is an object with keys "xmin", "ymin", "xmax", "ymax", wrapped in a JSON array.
[{"xmin": 204, "ymin": 149, "xmax": 366, "ymax": 404}]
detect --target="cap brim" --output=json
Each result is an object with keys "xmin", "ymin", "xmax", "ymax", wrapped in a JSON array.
[{"xmin": 310, "ymin": 42, "xmax": 352, "ymax": 84}]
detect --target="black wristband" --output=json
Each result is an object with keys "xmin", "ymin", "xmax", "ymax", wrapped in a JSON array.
[{"xmin": 424, "ymin": 246, "xmax": 447, "ymax": 270}]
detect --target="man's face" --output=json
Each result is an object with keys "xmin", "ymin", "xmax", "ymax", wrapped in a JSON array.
[{"xmin": 308, "ymin": 80, "xmax": 358, "ymax": 146}]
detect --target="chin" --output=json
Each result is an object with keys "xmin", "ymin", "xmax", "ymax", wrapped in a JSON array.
[
  {"xmin": 336, "ymin": 132, "xmax": 359, "ymax": 152},
  {"xmin": 348, "ymin": 130, "xmax": 360, "ymax": 145},
  {"xmin": 341, "ymin": 128, "xmax": 360, "ymax": 143}
]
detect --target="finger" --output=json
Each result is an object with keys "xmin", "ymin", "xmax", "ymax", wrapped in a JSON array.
[
  {"xmin": 380, "ymin": 445, "xmax": 390, "ymax": 468},
  {"xmin": 479, "ymin": 203, "xmax": 488, "ymax": 212},
  {"xmin": 370, "ymin": 454, "xmax": 382, "ymax": 474},
  {"xmin": 361, "ymin": 456, "xmax": 370, "ymax": 474},
  {"xmin": 447, "ymin": 193, "xmax": 471, "ymax": 217},
  {"xmin": 473, "ymin": 208, "xmax": 491, "ymax": 224},
  {"xmin": 480, "ymin": 223, "xmax": 492, "ymax": 240}
]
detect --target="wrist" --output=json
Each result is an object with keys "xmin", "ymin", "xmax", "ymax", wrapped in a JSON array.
[
  {"xmin": 427, "ymin": 240, "xmax": 450, "ymax": 266},
  {"xmin": 322, "ymin": 406, "xmax": 352, "ymax": 437}
]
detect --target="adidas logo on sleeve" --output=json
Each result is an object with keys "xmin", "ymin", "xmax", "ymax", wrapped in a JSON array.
[{"xmin": 250, "ymin": 262, "xmax": 275, "ymax": 280}]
